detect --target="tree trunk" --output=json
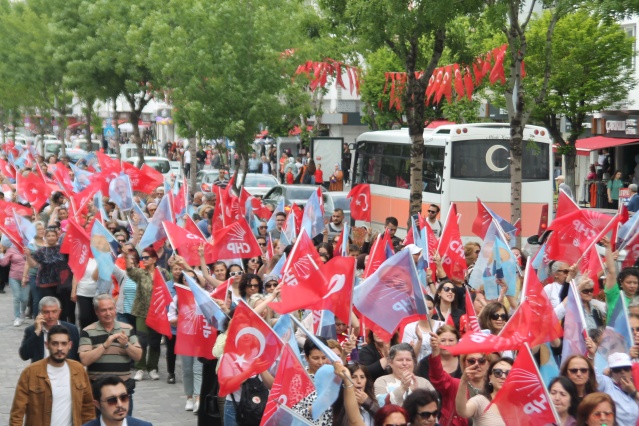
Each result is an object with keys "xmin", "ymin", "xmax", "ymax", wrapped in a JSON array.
[
  {"xmin": 564, "ymin": 146, "xmax": 577, "ymax": 196},
  {"xmin": 85, "ymin": 98, "xmax": 93, "ymax": 152},
  {"xmin": 113, "ymin": 99, "xmax": 121, "ymax": 159},
  {"xmin": 189, "ymin": 135, "xmax": 197, "ymax": 194},
  {"xmin": 130, "ymin": 112, "xmax": 143, "ymax": 168}
]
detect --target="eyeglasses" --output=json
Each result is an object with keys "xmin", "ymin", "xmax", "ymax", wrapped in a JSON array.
[
  {"xmin": 567, "ymin": 368, "xmax": 589, "ymax": 375},
  {"xmin": 466, "ymin": 357, "xmax": 487, "ymax": 366},
  {"xmin": 258, "ymin": 226, "xmax": 267, "ymax": 229},
  {"xmin": 258, "ymin": 243, "xmax": 267, "ymax": 247},
  {"xmin": 441, "ymin": 286, "xmax": 455, "ymax": 293},
  {"xmin": 247, "ymin": 283, "xmax": 260, "ymax": 288},
  {"xmin": 581, "ymin": 288, "xmax": 594, "ymax": 294},
  {"xmin": 427, "ymin": 210, "xmax": 437, "ymax": 214},
  {"xmin": 590, "ymin": 411, "xmax": 614, "ymax": 419},
  {"xmin": 490, "ymin": 313, "xmax": 508, "ymax": 321},
  {"xmin": 265, "ymin": 283, "xmax": 277, "ymax": 289},
  {"xmin": 229, "ymin": 271, "xmax": 243, "ymax": 277},
  {"xmin": 102, "ymin": 393, "xmax": 130, "ymax": 406},
  {"xmin": 557, "ymin": 269, "xmax": 570, "ymax": 274},
  {"xmin": 416, "ymin": 410, "xmax": 439, "ymax": 419},
  {"xmin": 492, "ymin": 368, "xmax": 511, "ymax": 378},
  {"xmin": 117, "ymin": 240, "xmax": 126, "ymax": 244},
  {"xmin": 140, "ymin": 256, "xmax": 152, "ymax": 260},
  {"xmin": 474, "ymin": 250, "xmax": 480, "ymax": 254},
  {"xmin": 611, "ymin": 366, "xmax": 631, "ymax": 373}
]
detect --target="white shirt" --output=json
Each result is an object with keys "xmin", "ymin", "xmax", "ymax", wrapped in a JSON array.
[
  {"xmin": 48, "ymin": 362, "xmax": 72, "ymax": 426},
  {"xmin": 543, "ymin": 282, "xmax": 563, "ymax": 308},
  {"xmin": 76, "ymin": 258, "xmax": 98, "ymax": 297},
  {"xmin": 184, "ymin": 150, "xmax": 191, "ymax": 163},
  {"xmin": 402, "ymin": 320, "xmax": 445, "ymax": 361},
  {"xmin": 428, "ymin": 218, "xmax": 442, "ymax": 238}
]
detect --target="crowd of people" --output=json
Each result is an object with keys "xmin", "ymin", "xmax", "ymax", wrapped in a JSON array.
[{"xmin": 2, "ymin": 144, "xmax": 638, "ymax": 426}]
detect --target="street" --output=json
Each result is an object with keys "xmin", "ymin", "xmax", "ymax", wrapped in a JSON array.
[{"xmin": 0, "ymin": 289, "xmax": 197, "ymax": 426}]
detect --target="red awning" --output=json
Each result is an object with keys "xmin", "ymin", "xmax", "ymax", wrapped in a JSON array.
[
  {"xmin": 552, "ymin": 144, "xmax": 590, "ymax": 157},
  {"xmin": 288, "ymin": 125, "xmax": 314, "ymax": 136},
  {"xmin": 575, "ymin": 136, "xmax": 639, "ymax": 151},
  {"xmin": 67, "ymin": 121, "xmax": 86, "ymax": 129}
]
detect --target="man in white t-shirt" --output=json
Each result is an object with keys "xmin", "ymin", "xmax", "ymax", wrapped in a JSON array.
[
  {"xmin": 426, "ymin": 204, "xmax": 443, "ymax": 238},
  {"xmin": 10, "ymin": 324, "xmax": 95, "ymax": 426},
  {"xmin": 183, "ymin": 147, "xmax": 192, "ymax": 179}
]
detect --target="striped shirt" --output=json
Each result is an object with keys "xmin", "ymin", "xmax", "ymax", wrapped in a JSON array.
[{"xmin": 78, "ymin": 321, "xmax": 139, "ymax": 381}]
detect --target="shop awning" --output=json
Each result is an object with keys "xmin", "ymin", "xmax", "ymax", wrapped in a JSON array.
[
  {"xmin": 553, "ymin": 144, "xmax": 590, "ymax": 156},
  {"xmin": 575, "ymin": 135, "xmax": 639, "ymax": 151}
]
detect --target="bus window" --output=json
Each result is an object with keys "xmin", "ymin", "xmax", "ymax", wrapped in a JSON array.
[
  {"xmin": 423, "ymin": 146, "xmax": 444, "ymax": 194},
  {"xmin": 451, "ymin": 140, "xmax": 549, "ymax": 182}
]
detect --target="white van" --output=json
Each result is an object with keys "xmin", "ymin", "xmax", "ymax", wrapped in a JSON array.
[
  {"xmin": 71, "ymin": 139, "xmax": 101, "ymax": 152},
  {"xmin": 124, "ymin": 156, "xmax": 171, "ymax": 178}
]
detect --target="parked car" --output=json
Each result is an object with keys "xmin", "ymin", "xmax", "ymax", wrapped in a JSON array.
[
  {"xmin": 71, "ymin": 139, "xmax": 101, "ymax": 152},
  {"xmin": 169, "ymin": 161, "xmax": 182, "ymax": 179},
  {"xmin": 238, "ymin": 173, "xmax": 278, "ymax": 197},
  {"xmin": 196, "ymin": 170, "xmax": 218, "ymax": 191},
  {"xmin": 124, "ymin": 156, "xmax": 171, "ymax": 178},
  {"xmin": 262, "ymin": 185, "xmax": 351, "ymax": 222},
  {"xmin": 64, "ymin": 148, "xmax": 88, "ymax": 164},
  {"xmin": 44, "ymin": 141, "xmax": 72, "ymax": 160}
]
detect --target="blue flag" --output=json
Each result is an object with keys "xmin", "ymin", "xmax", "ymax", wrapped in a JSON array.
[
  {"xmin": 183, "ymin": 272, "xmax": 229, "ymax": 331},
  {"xmin": 317, "ymin": 310, "xmax": 337, "ymax": 340},
  {"xmin": 531, "ymin": 243, "xmax": 550, "ymax": 282},
  {"xmin": 12, "ymin": 209, "xmax": 35, "ymax": 248},
  {"xmin": 90, "ymin": 220, "xmax": 117, "ymax": 292},
  {"xmin": 131, "ymin": 202, "xmax": 149, "ymax": 229},
  {"xmin": 291, "ymin": 315, "xmax": 342, "ymax": 363},
  {"xmin": 469, "ymin": 223, "xmax": 516, "ymax": 299},
  {"xmin": 301, "ymin": 190, "xmax": 324, "ymax": 238},
  {"xmin": 138, "ymin": 194, "xmax": 173, "ymax": 250},
  {"xmin": 271, "ymin": 253, "xmax": 287, "ymax": 278},
  {"xmin": 273, "ymin": 314, "xmax": 302, "ymax": 363},
  {"xmin": 94, "ymin": 191, "xmax": 109, "ymax": 223},
  {"xmin": 539, "ymin": 342, "xmax": 560, "ymax": 386},
  {"xmin": 262, "ymin": 404, "xmax": 314, "ymax": 426},
  {"xmin": 561, "ymin": 283, "xmax": 587, "ymax": 361},
  {"xmin": 617, "ymin": 212, "xmax": 639, "ymax": 250},
  {"xmin": 267, "ymin": 199, "xmax": 285, "ymax": 232},
  {"xmin": 353, "ymin": 249, "xmax": 427, "ymax": 336},
  {"xmin": 311, "ymin": 364, "xmax": 342, "ymax": 420},
  {"xmin": 596, "ymin": 293, "xmax": 633, "ymax": 371},
  {"xmin": 70, "ymin": 164, "xmax": 94, "ymax": 193}
]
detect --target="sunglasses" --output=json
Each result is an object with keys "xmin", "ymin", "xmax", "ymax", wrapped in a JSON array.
[
  {"xmin": 258, "ymin": 243, "xmax": 267, "ymax": 247},
  {"xmin": 581, "ymin": 288, "xmax": 594, "ymax": 294},
  {"xmin": 441, "ymin": 287, "xmax": 454, "ymax": 293},
  {"xmin": 466, "ymin": 357, "xmax": 487, "ymax": 366},
  {"xmin": 140, "ymin": 256, "xmax": 152, "ymax": 260},
  {"xmin": 611, "ymin": 366, "xmax": 632, "ymax": 373},
  {"xmin": 258, "ymin": 226, "xmax": 267, "ymax": 229},
  {"xmin": 474, "ymin": 250, "xmax": 480, "ymax": 254},
  {"xmin": 568, "ymin": 368, "xmax": 589, "ymax": 375},
  {"xmin": 492, "ymin": 368, "xmax": 511, "ymax": 378},
  {"xmin": 632, "ymin": 327, "xmax": 639, "ymax": 334},
  {"xmin": 117, "ymin": 240, "xmax": 126, "ymax": 244},
  {"xmin": 490, "ymin": 313, "xmax": 508, "ymax": 321},
  {"xmin": 416, "ymin": 410, "xmax": 439, "ymax": 419},
  {"xmin": 229, "ymin": 271, "xmax": 243, "ymax": 277},
  {"xmin": 102, "ymin": 393, "xmax": 130, "ymax": 406},
  {"xmin": 427, "ymin": 210, "xmax": 437, "ymax": 214},
  {"xmin": 265, "ymin": 283, "xmax": 277, "ymax": 289},
  {"xmin": 247, "ymin": 284, "xmax": 260, "ymax": 288}
]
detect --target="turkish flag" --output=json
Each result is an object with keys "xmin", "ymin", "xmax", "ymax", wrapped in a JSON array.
[
  {"xmin": 210, "ymin": 217, "xmax": 262, "ymax": 260},
  {"xmin": 70, "ymin": 180, "xmax": 101, "ymax": 217},
  {"xmin": 463, "ymin": 66, "xmax": 474, "ymax": 100},
  {"xmin": 472, "ymin": 198, "xmax": 493, "ymax": 238},
  {"xmin": 60, "ymin": 219, "xmax": 92, "ymax": 278},
  {"xmin": 309, "ymin": 256, "xmax": 356, "ymax": 324},
  {"xmin": 146, "ymin": 269, "xmax": 173, "ymax": 337},
  {"xmin": 0, "ymin": 158, "xmax": 15, "ymax": 179},
  {"xmin": 210, "ymin": 278, "xmax": 232, "ymax": 303},
  {"xmin": 239, "ymin": 188, "xmax": 272, "ymax": 220},
  {"xmin": 175, "ymin": 284, "xmax": 217, "ymax": 359},
  {"xmin": 453, "ymin": 64, "xmax": 465, "ymax": 100},
  {"xmin": 163, "ymin": 221, "xmax": 212, "ymax": 267},
  {"xmin": 0, "ymin": 213, "xmax": 24, "ymax": 252},
  {"xmin": 260, "ymin": 344, "xmax": 315, "ymax": 426},
  {"xmin": 17, "ymin": 172, "xmax": 52, "ymax": 212},
  {"xmin": 96, "ymin": 151, "xmax": 121, "ymax": 173},
  {"xmin": 139, "ymin": 164, "xmax": 164, "ymax": 193},
  {"xmin": 464, "ymin": 288, "xmax": 480, "ymax": 333},
  {"xmin": 489, "ymin": 344, "xmax": 560, "ymax": 426},
  {"xmin": 122, "ymin": 162, "xmax": 145, "ymax": 193},
  {"xmin": 218, "ymin": 300, "xmax": 283, "ymax": 396},
  {"xmin": 52, "ymin": 166, "xmax": 74, "ymax": 197},
  {"xmin": 437, "ymin": 203, "xmax": 467, "ymax": 282},
  {"xmin": 489, "ymin": 45, "xmax": 507, "ymax": 85},
  {"xmin": 347, "ymin": 184, "xmax": 371, "ymax": 222},
  {"xmin": 269, "ymin": 231, "xmax": 328, "ymax": 315}
]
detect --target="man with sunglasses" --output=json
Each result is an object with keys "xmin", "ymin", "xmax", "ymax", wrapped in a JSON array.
[
  {"xmin": 544, "ymin": 261, "xmax": 576, "ymax": 308},
  {"xmin": 84, "ymin": 376, "xmax": 152, "ymax": 426},
  {"xmin": 11, "ymin": 325, "xmax": 95, "ymax": 426},
  {"xmin": 425, "ymin": 204, "xmax": 442, "ymax": 238}
]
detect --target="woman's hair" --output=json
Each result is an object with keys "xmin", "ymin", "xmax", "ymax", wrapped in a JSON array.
[
  {"xmin": 373, "ymin": 404, "xmax": 408, "ymax": 426},
  {"xmin": 483, "ymin": 357, "xmax": 514, "ymax": 400},
  {"xmin": 575, "ymin": 392, "xmax": 616, "ymax": 426},
  {"xmin": 238, "ymin": 273, "xmax": 263, "ymax": 298},
  {"xmin": 142, "ymin": 247, "xmax": 159, "ymax": 259},
  {"xmin": 306, "ymin": 159, "xmax": 316, "ymax": 175},
  {"xmin": 403, "ymin": 389, "xmax": 440, "ymax": 423},
  {"xmin": 356, "ymin": 253, "xmax": 367, "ymax": 270},
  {"xmin": 327, "ymin": 339, "xmax": 344, "ymax": 356},
  {"xmin": 228, "ymin": 263, "xmax": 243, "ymax": 273},
  {"xmin": 464, "ymin": 242, "xmax": 481, "ymax": 258},
  {"xmin": 613, "ymin": 169, "xmax": 622, "ymax": 179},
  {"xmin": 332, "ymin": 363, "xmax": 376, "ymax": 426},
  {"xmin": 243, "ymin": 255, "xmax": 263, "ymax": 272},
  {"xmin": 433, "ymin": 281, "xmax": 455, "ymax": 309},
  {"xmin": 211, "ymin": 261, "xmax": 228, "ymax": 277},
  {"xmin": 366, "ymin": 330, "xmax": 399, "ymax": 347},
  {"xmin": 548, "ymin": 376, "xmax": 579, "ymax": 418},
  {"xmin": 316, "ymin": 242, "xmax": 333, "ymax": 259},
  {"xmin": 559, "ymin": 355, "xmax": 598, "ymax": 395},
  {"xmin": 478, "ymin": 302, "xmax": 508, "ymax": 333},
  {"xmin": 303, "ymin": 335, "xmax": 328, "ymax": 357},
  {"xmin": 436, "ymin": 324, "xmax": 460, "ymax": 340},
  {"xmin": 389, "ymin": 343, "xmax": 416, "ymax": 364}
]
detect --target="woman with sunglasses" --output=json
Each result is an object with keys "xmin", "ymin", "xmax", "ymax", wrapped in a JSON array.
[
  {"xmin": 455, "ymin": 357, "xmax": 512, "ymax": 425},
  {"xmin": 126, "ymin": 247, "xmax": 169, "ymax": 382},
  {"xmin": 429, "ymin": 332, "xmax": 487, "ymax": 426},
  {"xmin": 256, "ymin": 221, "xmax": 268, "ymax": 238},
  {"xmin": 238, "ymin": 273, "xmax": 263, "ymax": 301},
  {"xmin": 403, "ymin": 389, "xmax": 442, "ymax": 426},
  {"xmin": 244, "ymin": 256, "xmax": 262, "ymax": 275},
  {"xmin": 374, "ymin": 343, "xmax": 436, "ymax": 407},
  {"xmin": 431, "ymin": 281, "xmax": 463, "ymax": 330},
  {"xmin": 560, "ymin": 355, "xmax": 598, "ymax": 403},
  {"xmin": 575, "ymin": 392, "xmax": 617, "ymax": 426},
  {"xmin": 548, "ymin": 377, "xmax": 579, "ymax": 426},
  {"xmin": 478, "ymin": 302, "xmax": 514, "ymax": 359},
  {"xmin": 253, "ymin": 274, "xmax": 281, "ymax": 325}
]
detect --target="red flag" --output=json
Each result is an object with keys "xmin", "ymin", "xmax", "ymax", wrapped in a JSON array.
[
  {"xmin": 96, "ymin": 151, "xmax": 121, "ymax": 172},
  {"xmin": 261, "ymin": 344, "xmax": 315, "ymax": 425},
  {"xmin": 146, "ymin": 269, "xmax": 173, "ymax": 336},
  {"xmin": 210, "ymin": 217, "xmax": 262, "ymax": 260},
  {"xmin": 60, "ymin": 219, "xmax": 92, "ymax": 278},
  {"xmin": 347, "ymin": 184, "xmax": 371, "ymax": 222},
  {"xmin": 269, "ymin": 231, "xmax": 327, "ymax": 314},
  {"xmin": 472, "ymin": 198, "xmax": 492, "ymax": 238},
  {"xmin": 163, "ymin": 221, "xmax": 212, "ymax": 266},
  {"xmin": 175, "ymin": 284, "xmax": 217, "ymax": 358},
  {"xmin": 210, "ymin": 278, "xmax": 232, "ymax": 302},
  {"xmin": 291, "ymin": 203, "xmax": 303, "ymax": 232},
  {"xmin": 463, "ymin": 66, "xmax": 474, "ymax": 100},
  {"xmin": 309, "ymin": 256, "xmax": 356, "ymax": 324},
  {"xmin": 70, "ymin": 180, "xmax": 101, "ymax": 217},
  {"xmin": 435, "ymin": 65, "xmax": 452, "ymax": 103},
  {"xmin": 239, "ymin": 188, "xmax": 272, "ymax": 220},
  {"xmin": 0, "ymin": 158, "xmax": 15, "ymax": 179},
  {"xmin": 121, "ymin": 161, "xmax": 146, "ymax": 193},
  {"xmin": 453, "ymin": 64, "xmax": 465, "ymax": 100},
  {"xmin": 489, "ymin": 344, "xmax": 559, "ymax": 426},
  {"xmin": 218, "ymin": 300, "xmax": 283, "ymax": 396},
  {"xmin": 465, "ymin": 288, "xmax": 480, "ymax": 333},
  {"xmin": 0, "ymin": 199, "xmax": 32, "ymax": 217},
  {"xmin": 0, "ymin": 213, "xmax": 24, "ymax": 252},
  {"xmin": 17, "ymin": 173, "xmax": 52, "ymax": 212},
  {"xmin": 489, "ymin": 45, "xmax": 507, "ymax": 85},
  {"xmin": 437, "ymin": 204, "xmax": 467, "ymax": 282},
  {"xmin": 556, "ymin": 189, "xmax": 580, "ymax": 220},
  {"xmin": 364, "ymin": 231, "xmax": 392, "ymax": 279},
  {"xmin": 184, "ymin": 215, "xmax": 206, "ymax": 239},
  {"xmin": 139, "ymin": 164, "xmax": 164, "ymax": 193},
  {"xmin": 581, "ymin": 245, "xmax": 604, "ymax": 296},
  {"xmin": 52, "ymin": 166, "xmax": 74, "ymax": 197},
  {"xmin": 425, "ymin": 68, "xmax": 440, "ymax": 102}
]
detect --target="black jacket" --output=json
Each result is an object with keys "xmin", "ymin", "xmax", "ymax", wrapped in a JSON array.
[{"xmin": 19, "ymin": 321, "xmax": 80, "ymax": 363}]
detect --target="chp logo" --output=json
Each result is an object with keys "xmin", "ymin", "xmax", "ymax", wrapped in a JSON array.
[{"xmin": 225, "ymin": 222, "xmax": 251, "ymax": 254}]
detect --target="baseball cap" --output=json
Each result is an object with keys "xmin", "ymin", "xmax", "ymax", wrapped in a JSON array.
[{"xmin": 608, "ymin": 352, "xmax": 632, "ymax": 369}]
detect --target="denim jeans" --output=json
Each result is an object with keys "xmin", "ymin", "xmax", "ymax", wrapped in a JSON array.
[
  {"xmin": 9, "ymin": 278, "xmax": 29, "ymax": 319},
  {"xmin": 180, "ymin": 356, "xmax": 202, "ymax": 397},
  {"xmin": 224, "ymin": 398, "xmax": 237, "ymax": 426}
]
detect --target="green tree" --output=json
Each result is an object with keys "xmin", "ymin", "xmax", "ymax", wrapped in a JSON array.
[
  {"xmin": 527, "ymin": 10, "xmax": 635, "ymax": 193},
  {"xmin": 318, "ymin": 0, "xmax": 484, "ymax": 220}
]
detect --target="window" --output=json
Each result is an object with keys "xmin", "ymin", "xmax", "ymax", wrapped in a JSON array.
[
  {"xmin": 451, "ymin": 139, "xmax": 549, "ymax": 182},
  {"xmin": 624, "ymin": 24, "xmax": 636, "ymax": 69}
]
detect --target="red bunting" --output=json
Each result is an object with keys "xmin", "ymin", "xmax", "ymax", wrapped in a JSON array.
[{"xmin": 294, "ymin": 58, "xmax": 361, "ymax": 95}]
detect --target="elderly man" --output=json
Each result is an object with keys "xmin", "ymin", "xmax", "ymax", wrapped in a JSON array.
[
  {"xmin": 79, "ymin": 295, "xmax": 142, "ymax": 414},
  {"xmin": 248, "ymin": 152, "xmax": 260, "ymax": 173},
  {"xmin": 555, "ymin": 175, "xmax": 573, "ymax": 199},
  {"xmin": 628, "ymin": 183, "xmax": 639, "ymax": 213},
  {"xmin": 192, "ymin": 191, "xmax": 204, "ymax": 208},
  {"xmin": 544, "ymin": 262, "xmax": 575, "ymax": 308},
  {"xmin": 19, "ymin": 296, "xmax": 80, "ymax": 363},
  {"xmin": 11, "ymin": 325, "xmax": 95, "ymax": 426}
]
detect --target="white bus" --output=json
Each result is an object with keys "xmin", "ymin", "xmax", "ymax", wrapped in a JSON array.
[{"xmin": 352, "ymin": 123, "xmax": 554, "ymax": 239}]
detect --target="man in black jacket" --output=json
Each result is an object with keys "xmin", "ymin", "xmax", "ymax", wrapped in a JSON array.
[{"xmin": 19, "ymin": 296, "xmax": 80, "ymax": 363}]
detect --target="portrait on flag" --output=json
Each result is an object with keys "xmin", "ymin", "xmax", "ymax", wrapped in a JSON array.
[{"xmin": 109, "ymin": 173, "xmax": 134, "ymax": 211}]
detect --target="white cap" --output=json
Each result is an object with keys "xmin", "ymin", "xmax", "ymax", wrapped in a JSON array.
[
  {"xmin": 608, "ymin": 352, "xmax": 632, "ymax": 368},
  {"xmin": 404, "ymin": 244, "xmax": 422, "ymax": 255},
  {"xmin": 555, "ymin": 175, "xmax": 565, "ymax": 181}
]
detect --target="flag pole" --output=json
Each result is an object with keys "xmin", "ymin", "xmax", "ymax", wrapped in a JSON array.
[{"xmin": 524, "ymin": 342, "xmax": 562, "ymax": 425}]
